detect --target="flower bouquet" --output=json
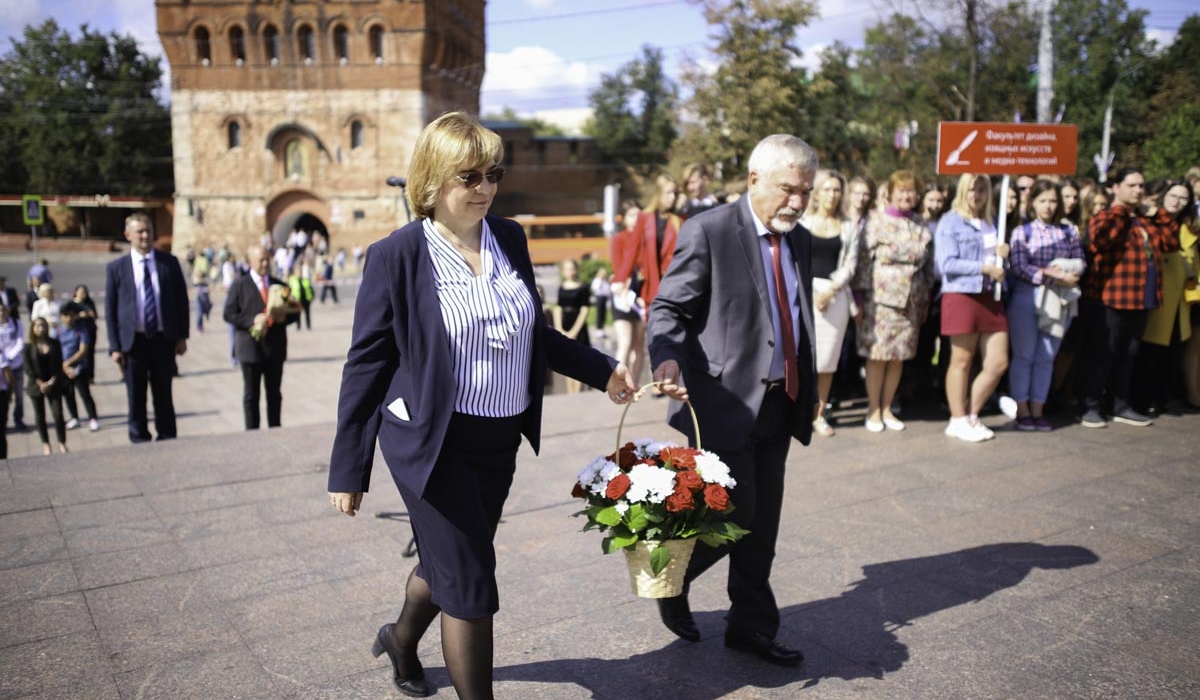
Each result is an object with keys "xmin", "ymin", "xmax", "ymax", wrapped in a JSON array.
[
  {"xmin": 572, "ymin": 390, "xmax": 748, "ymax": 597},
  {"xmin": 251, "ymin": 284, "xmax": 301, "ymax": 341}
]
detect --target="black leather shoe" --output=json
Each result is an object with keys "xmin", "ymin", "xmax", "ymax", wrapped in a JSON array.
[
  {"xmin": 371, "ymin": 624, "xmax": 430, "ymax": 697},
  {"xmin": 656, "ymin": 596, "xmax": 700, "ymax": 642},
  {"xmin": 724, "ymin": 629, "xmax": 804, "ymax": 667}
]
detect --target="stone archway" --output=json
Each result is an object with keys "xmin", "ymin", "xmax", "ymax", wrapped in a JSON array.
[{"xmin": 265, "ymin": 190, "xmax": 330, "ymax": 249}]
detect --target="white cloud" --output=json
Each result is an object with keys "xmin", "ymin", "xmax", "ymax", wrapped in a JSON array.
[
  {"xmin": 1146, "ymin": 28, "xmax": 1178, "ymax": 53},
  {"xmin": 532, "ymin": 107, "xmax": 593, "ymax": 135},
  {"xmin": 482, "ymin": 45, "xmax": 603, "ymax": 114}
]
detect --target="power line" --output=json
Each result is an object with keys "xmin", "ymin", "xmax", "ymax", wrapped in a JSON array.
[{"xmin": 489, "ymin": 0, "xmax": 691, "ymax": 26}]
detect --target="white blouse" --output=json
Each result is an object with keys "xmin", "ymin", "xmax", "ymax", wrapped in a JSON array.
[{"xmin": 423, "ymin": 218, "xmax": 537, "ymax": 417}]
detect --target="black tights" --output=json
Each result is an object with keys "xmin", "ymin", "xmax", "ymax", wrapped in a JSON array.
[{"xmin": 389, "ymin": 568, "xmax": 494, "ymax": 700}]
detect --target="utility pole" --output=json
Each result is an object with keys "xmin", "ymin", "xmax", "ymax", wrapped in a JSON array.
[{"xmin": 1036, "ymin": 0, "xmax": 1055, "ymax": 123}]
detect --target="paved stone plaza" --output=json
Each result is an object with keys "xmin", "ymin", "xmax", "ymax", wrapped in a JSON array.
[{"xmin": 1, "ymin": 258, "xmax": 1199, "ymax": 698}]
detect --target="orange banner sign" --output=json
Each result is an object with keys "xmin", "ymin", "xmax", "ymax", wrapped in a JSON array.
[{"xmin": 936, "ymin": 122, "xmax": 1078, "ymax": 176}]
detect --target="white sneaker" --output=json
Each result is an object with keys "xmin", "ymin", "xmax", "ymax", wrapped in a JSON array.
[
  {"xmin": 65, "ymin": 418, "xmax": 80, "ymax": 430},
  {"xmin": 88, "ymin": 419, "xmax": 100, "ymax": 432},
  {"xmin": 998, "ymin": 396, "xmax": 1018, "ymax": 419},
  {"xmin": 945, "ymin": 417, "xmax": 988, "ymax": 443},
  {"xmin": 970, "ymin": 419, "xmax": 995, "ymax": 441}
]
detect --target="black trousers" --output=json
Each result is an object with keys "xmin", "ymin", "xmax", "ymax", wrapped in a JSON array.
[
  {"xmin": 29, "ymin": 390, "xmax": 66, "ymax": 445},
  {"xmin": 124, "ymin": 333, "xmax": 177, "ymax": 442},
  {"xmin": 1080, "ymin": 299, "xmax": 1148, "ymax": 415},
  {"xmin": 320, "ymin": 283, "xmax": 338, "ymax": 303},
  {"xmin": 683, "ymin": 386, "xmax": 791, "ymax": 637},
  {"xmin": 241, "ymin": 360, "xmax": 283, "ymax": 429},
  {"xmin": 63, "ymin": 371, "xmax": 97, "ymax": 422}
]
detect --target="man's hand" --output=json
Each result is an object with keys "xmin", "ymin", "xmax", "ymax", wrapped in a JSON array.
[
  {"xmin": 110, "ymin": 351, "xmax": 125, "ymax": 369},
  {"xmin": 329, "ymin": 492, "xmax": 363, "ymax": 516},
  {"xmin": 175, "ymin": 339, "xmax": 187, "ymax": 356},
  {"xmin": 652, "ymin": 360, "xmax": 689, "ymax": 401},
  {"xmin": 605, "ymin": 362, "xmax": 638, "ymax": 404}
]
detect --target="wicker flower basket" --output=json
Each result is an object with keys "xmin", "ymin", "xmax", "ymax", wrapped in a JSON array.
[
  {"xmin": 615, "ymin": 382, "xmax": 703, "ymax": 599},
  {"xmin": 624, "ymin": 537, "xmax": 697, "ymax": 598}
]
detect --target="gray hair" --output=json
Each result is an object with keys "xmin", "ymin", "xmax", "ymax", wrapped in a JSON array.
[{"xmin": 747, "ymin": 134, "xmax": 819, "ymax": 176}]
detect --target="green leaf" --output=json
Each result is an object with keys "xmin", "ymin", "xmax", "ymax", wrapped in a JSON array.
[
  {"xmin": 624, "ymin": 503, "xmax": 649, "ymax": 533},
  {"xmin": 603, "ymin": 533, "xmax": 638, "ymax": 554},
  {"xmin": 697, "ymin": 532, "xmax": 727, "ymax": 547},
  {"xmin": 594, "ymin": 506, "xmax": 621, "ymax": 527},
  {"xmin": 649, "ymin": 544, "xmax": 672, "ymax": 577}
]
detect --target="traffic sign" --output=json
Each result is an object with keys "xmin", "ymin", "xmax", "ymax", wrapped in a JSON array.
[
  {"xmin": 22, "ymin": 195, "xmax": 44, "ymax": 226},
  {"xmin": 936, "ymin": 122, "xmax": 1078, "ymax": 176}
]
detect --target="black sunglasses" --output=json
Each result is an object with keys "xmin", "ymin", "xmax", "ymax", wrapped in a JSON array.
[{"xmin": 455, "ymin": 167, "xmax": 505, "ymax": 188}]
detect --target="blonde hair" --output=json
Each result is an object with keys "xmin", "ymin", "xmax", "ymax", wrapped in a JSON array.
[
  {"xmin": 805, "ymin": 169, "xmax": 847, "ymax": 217},
  {"xmin": 124, "ymin": 212, "xmax": 153, "ymax": 233},
  {"xmin": 648, "ymin": 173, "xmax": 678, "ymax": 214},
  {"xmin": 950, "ymin": 173, "xmax": 994, "ymax": 221},
  {"xmin": 406, "ymin": 111, "xmax": 504, "ymax": 220}
]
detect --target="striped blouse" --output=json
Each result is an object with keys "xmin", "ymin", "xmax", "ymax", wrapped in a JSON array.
[{"xmin": 423, "ymin": 218, "xmax": 536, "ymax": 417}]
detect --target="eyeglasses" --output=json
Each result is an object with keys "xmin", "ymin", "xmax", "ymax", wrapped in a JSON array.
[{"xmin": 454, "ymin": 167, "xmax": 505, "ymax": 188}]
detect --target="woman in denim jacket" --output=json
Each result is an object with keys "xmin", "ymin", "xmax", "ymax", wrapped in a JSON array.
[{"xmin": 934, "ymin": 174, "xmax": 1010, "ymax": 442}]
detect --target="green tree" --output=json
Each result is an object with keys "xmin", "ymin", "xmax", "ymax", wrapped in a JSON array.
[
  {"xmin": 801, "ymin": 43, "xmax": 873, "ymax": 174},
  {"xmin": 679, "ymin": 0, "xmax": 817, "ymax": 177},
  {"xmin": 585, "ymin": 45, "xmax": 678, "ymax": 177},
  {"xmin": 1052, "ymin": 0, "xmax": 1156, "ymax": 178},
  {"xmin": 0, "ymin": 19, "xmax": 172, "ymax": 195},
  {"xmin": 1142, "ymin": 103, "xmax": 1200, "ymax": 180}
]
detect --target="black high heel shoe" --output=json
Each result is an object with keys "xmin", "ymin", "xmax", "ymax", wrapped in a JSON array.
[{"xmin": 371, "ymin": 623, "xmax": 429, "ymax": 697}]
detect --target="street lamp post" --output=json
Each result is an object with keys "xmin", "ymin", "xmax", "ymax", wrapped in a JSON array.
[{"xmin": 1094, "ymin": 63, "xmax": 1142, "ymax": 183}]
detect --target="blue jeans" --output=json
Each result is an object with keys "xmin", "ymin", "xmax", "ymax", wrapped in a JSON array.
[{"xmin": 1006, "ymin": 285, "xmax": 1068, "ymax": 404}]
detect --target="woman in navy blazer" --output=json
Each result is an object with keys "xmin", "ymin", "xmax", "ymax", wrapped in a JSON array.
[{"xmin": 327, "ymin": 112, "xmax": 636, "ymax": 699}]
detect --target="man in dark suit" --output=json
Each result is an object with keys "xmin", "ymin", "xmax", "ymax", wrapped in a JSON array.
[
  {"xmin": 224, "ymin": 245, "xmax": 289, "ymax": 429},
  {"xmin": 648, "ymin": 134, "xmax": 819, "ymax": 667},
  {"xmin": 105, "ymin": 213, "xmax": 190, "ymax": 443}
]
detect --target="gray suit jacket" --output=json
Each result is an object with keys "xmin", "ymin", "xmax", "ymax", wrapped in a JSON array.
[{"xmin": 648, "ymin": 197, "xmax": 817, "ymax": 450}]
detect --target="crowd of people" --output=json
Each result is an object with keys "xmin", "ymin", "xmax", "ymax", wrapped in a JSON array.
[
  {"xmin": 596, "ymin": 162, "xmax": 1200, "ymax": 442},
  {"xmin": 0, "ymin": 261, "xmax": 104, "ymax": 457}
]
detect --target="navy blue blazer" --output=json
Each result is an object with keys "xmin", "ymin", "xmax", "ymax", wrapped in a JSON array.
[
  {"xmin": 327, "ymin": 216, "xmax": 617, "ymax": 498},
  {"xmin": 104, "ymin": 252, "xmax": 190, "ymax": 353}
]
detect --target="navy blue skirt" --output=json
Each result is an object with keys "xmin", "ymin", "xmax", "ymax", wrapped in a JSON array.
[{"xmin": 398, "ymin": 411, "xmax": 523, "ymax": 619}]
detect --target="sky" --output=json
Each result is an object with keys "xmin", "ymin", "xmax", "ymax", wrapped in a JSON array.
[{"xmin": 0, "ymin": 0, "xmax": 1192, "ymax": 134}]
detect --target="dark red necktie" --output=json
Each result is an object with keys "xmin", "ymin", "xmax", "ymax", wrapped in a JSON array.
[{"xmin": 768, "ymin": 233, "xmax": 799, "ymax": 400}]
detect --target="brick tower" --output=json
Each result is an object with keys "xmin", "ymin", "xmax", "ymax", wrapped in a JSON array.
[{"xmin": 155, "ymin": 0, "xmax": 484, "ymax": 255}]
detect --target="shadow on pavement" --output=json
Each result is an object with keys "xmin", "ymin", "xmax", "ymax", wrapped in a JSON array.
[{"xmin": 476, "ymin": 542, "xmax": 1099, "ymax": 698}]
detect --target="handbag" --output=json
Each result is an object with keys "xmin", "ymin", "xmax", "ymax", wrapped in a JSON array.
[{"xmin": 1185, "ymin": 279, "xmax": 1200, "ymax": 305}]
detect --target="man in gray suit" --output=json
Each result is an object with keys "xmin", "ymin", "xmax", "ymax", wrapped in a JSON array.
[{"xmin": 648, "ymin": 134, "xmax": 818, "ymax": 667}]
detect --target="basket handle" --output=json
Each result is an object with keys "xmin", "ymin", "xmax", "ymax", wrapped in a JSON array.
[{"xmin": 616, "ymin": 381, "xmax": 701, "ymax": 454}]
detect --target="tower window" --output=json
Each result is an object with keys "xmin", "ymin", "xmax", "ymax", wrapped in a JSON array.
[
  {"xmin": 194, "ymin": 27, "xmax": 211, "ymax": 65},
  {"xmin": 263, "ymin": 25, "xmax": 279, "ymax": 65},
  {"xmin": 333, "ymin": 25, "xmax": 349, "ymax": 64},
  {"xmin": 298, "ymin": 25, "xmax": 315, "ymax": 64},
  {"xmin": 369, "ymin": 25, "xmax": 384, "ymax": 63},
  {"xmin": 229, "ymin": 27, "xmax": 245, "ymax": 65},
  {"xmin": 228, "ymin": 121, "xmax": 241, "ymax": 149},
  {"xmin": 350, "ymin": 120, "xmax": 364, "ymax": 149}
]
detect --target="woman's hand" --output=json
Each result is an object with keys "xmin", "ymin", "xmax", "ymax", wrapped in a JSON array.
[
  {"xmin": 983, "ymin": 264, "xmax": 1006, "ymax": 283},
  {"xmin": 995, "ymin": 242, "xmax": 1011, "ymax": 260},
  {"xmin": 329, "ymin": 492, "xmax": 363, "ymax": 516},
  {"xmin": 815, "ymin": 288, "xmax": 834, "ymax": 312},
  {"xmin": 606, "ymin": 362, "xmax": 638, "ymax": 405}
]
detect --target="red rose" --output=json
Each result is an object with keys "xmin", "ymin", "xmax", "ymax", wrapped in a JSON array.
[
  {"xmin": 571, "ymin": 482, "xmax": 588, "ymax": 499},
  {"xmin": 660, "ymin": 446, "xmax": 698, "ymax": 469},
  {"xmin": 665, "ymin": 482, "xmax": 695, "ymax": 512},
  {"xmin": 611, "ymin": 443, "xmax": 638, "ymax": 470},
  {"xmin": 676, "ymin": 469, "xmax": 703, "ymax": 492},
  {"xmin": 703, "ymin": 483, "xmax": 730, "ymax": 511},
  {"xmin": 605, "ymin": 473, "xmax": 631, "ymax": 500}
]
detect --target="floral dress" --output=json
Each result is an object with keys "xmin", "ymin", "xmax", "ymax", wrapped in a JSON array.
[{"xmin": 852, "ymin": 211, "xmax": 936, "ymax": 360}]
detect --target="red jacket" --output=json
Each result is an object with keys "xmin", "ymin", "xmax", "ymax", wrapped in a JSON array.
[
  {"xmin": 611, "ymin": 211, "xmax": 683, "ymax": 307},
  {"xmin": 1086, "ymin": 205, "xmax": 1179, "ymax": 310}
]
